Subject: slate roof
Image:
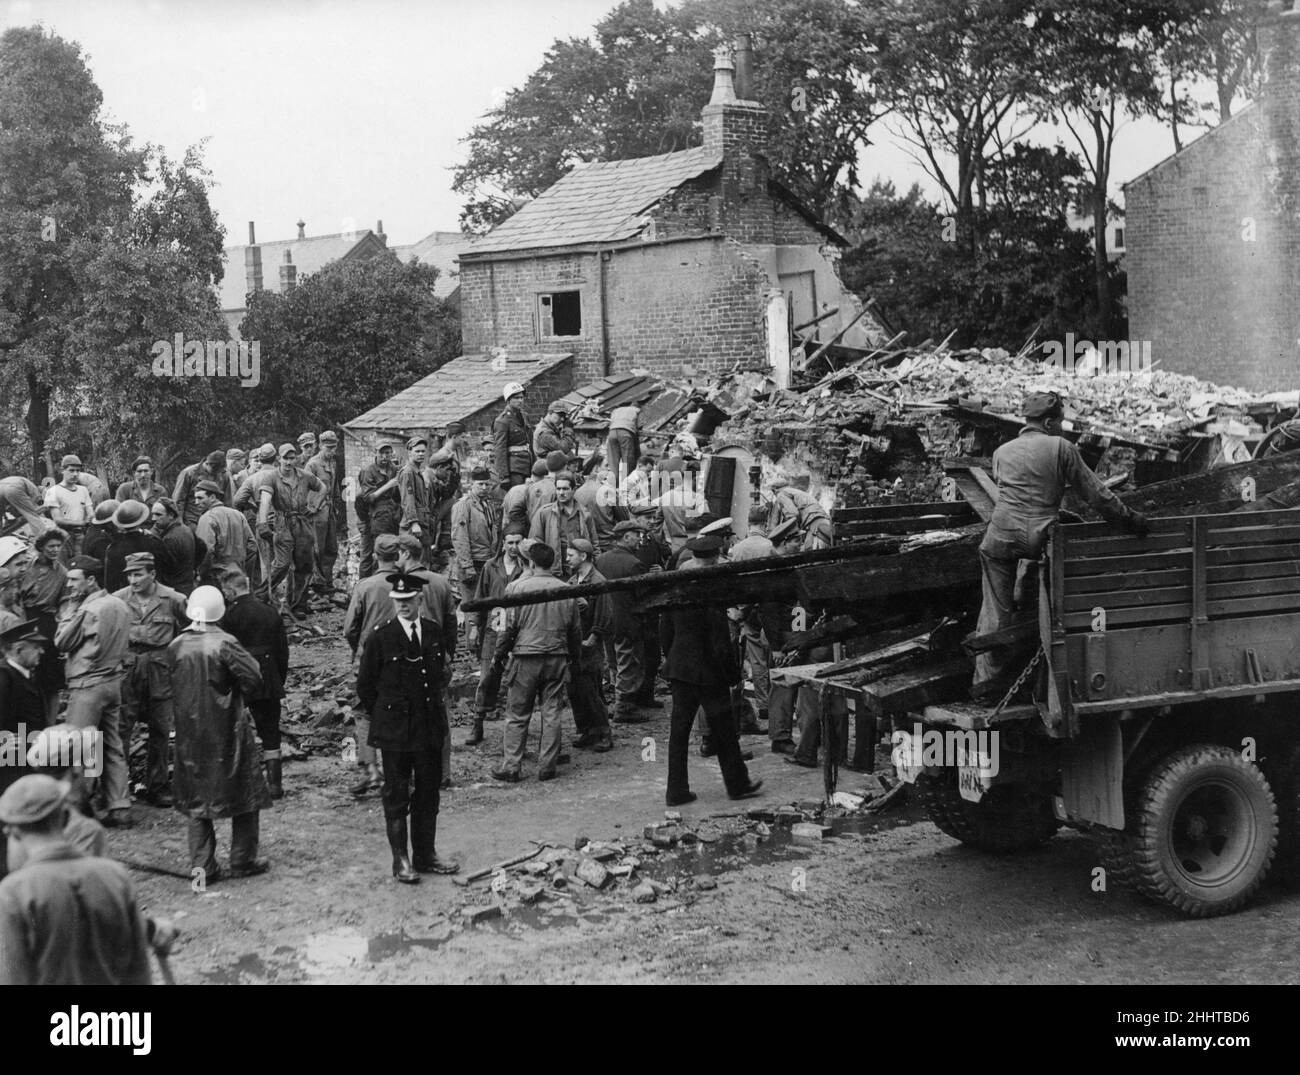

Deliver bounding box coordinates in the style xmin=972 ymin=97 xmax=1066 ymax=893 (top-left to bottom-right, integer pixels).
xmin=219 ymin=231 xmax=386 ymax=312
xmin=345 ymin=352 xmax=573 ymax=431
xmin=391 ymin=230 xmax=474 ymax=299
xmin=463 ymin=146 xmax=723 ymax=257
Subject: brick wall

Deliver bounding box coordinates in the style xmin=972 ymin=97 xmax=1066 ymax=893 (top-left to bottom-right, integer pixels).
xmin=1127 ymin=12 xmax=1300 ymax=390
xmin=702 ymin=101 xmax=774 ymax=244
xmin=603 ymin=238 xmax=769 ymax=382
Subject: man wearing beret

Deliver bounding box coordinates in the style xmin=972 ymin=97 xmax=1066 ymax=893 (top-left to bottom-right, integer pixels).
xmin=304 ymin=430 xmax=344 ymax=594
xmin=113 ymin=552 xmax=188 ymax=808
xmin=357 ymin=573 xmax=458 ymax=881
xmin=451 ymin=466 xmax=501 ymax=594
xmin=972 ymin=390 xmax=1150 ymax=702
xmin=195 ymin=480 xmax=257 ymax=585
xmin=54 ymin=556 xmax=133 ymax=827
xmin=0 ymin=775 xmax=157 ymax=983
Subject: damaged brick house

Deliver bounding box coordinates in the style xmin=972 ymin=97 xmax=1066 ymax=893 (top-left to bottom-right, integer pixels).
xmin=1125 ymin=6 xmax=1300 ymax=391
xmin=456 ymin=43 xmax=880 ymax=387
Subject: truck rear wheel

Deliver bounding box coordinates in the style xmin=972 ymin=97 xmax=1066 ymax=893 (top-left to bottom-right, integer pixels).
xmin=1263 ymin=743 xmax=1300 ymax=888
xmin=917 ymin=772 xmax=1058 ymax=853
xmin=1129 ymin=744 xmax=1276 ymax=917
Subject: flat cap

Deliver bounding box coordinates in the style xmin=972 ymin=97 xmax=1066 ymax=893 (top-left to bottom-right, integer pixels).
xmin=195 ymin=480 xmax=224 ymax=496
xmin=406 ymin=436 xmax=428 ymax=451
xmin=445 ymin=421 xmax=466 ymax=435
xmin=396 ymin=532 xmax=423 ymax=555
xmin=569 ymin=538 xmax=595 ymax=556
xmin=613 ymin=520 xmax=646 ymax=536
xmin=377 ymin=442 xmax=395 ymax=453
xmin=319 ymin=430 xmax=339 ymax=444
xmin=0 ymin=774 xmax=67 ymax=825
xmin=470 ymin=466 xmax=492 ymax=481
xmin=1024 ymin=390 xmax=1064 ymax=421
xmin=257 ymin=442 xmax=277 ymax=462
xmin=60 ymin=454 xmax=82 ymax=468
xmin=374 ymin=533 xmax=400 ymax=557
xmin=297 ymin=431 xmax=317 ymax=445
xmin=531 ymin=460 xmax=549 ymax=478
xmin=69 ymin=554 xmax=102 ymax=575
xmin=226 ymin=447 xmax=247 ymax=461
xmin=699 ymin=516 xmax=733 ymax=537
xmin=124 ymin=551 xmax=156 ymax=571
xmin=685 ymin=534 xmax=724 ymax=554
xmin=278 ymin=443 xmax=299 ymax=459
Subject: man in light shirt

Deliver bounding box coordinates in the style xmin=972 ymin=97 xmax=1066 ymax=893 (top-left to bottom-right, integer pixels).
xmin=42 ymin=456 xmax=95 ymax=562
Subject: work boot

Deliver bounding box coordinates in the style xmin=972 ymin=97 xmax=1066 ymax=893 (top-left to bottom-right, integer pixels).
xmin=490 ymin=768 xmax=520 ymax=783
xmin=464 ymin=716 xmax=485 ymax=746
xmin=265 ymin=758 xmax=284 ymax=800
xmin=351 ymin=764 xmax=381 ymax=797
xmin=386 ymin=817 xmax=420 ymax=884
xmin=228 ymin=859 xmax=271 ymax=878
xmin=590 ymin=734 xmax=613 ymax=753
xmin=700 ymin=738 xmax=716 ymax=758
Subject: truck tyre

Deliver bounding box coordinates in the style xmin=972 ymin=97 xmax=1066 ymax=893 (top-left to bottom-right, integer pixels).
xmin=917 ymin=772 xmax=1058 ymax=853
xmin=1097 ymin=830 xmax=1139 ymax=891
xmin=1130 ymin=744 xmax=1276 ymax=917
xmin=1263 ymin=743 xmax=1300 ymax=889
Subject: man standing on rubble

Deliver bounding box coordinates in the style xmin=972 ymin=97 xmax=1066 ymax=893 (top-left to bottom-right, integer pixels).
xmin=606 ymin=403 xmax=641 ymax=487
xmin=766 ymin=477 xmax=833 ymax=550
xmin=971 ymin=391 xmax=1150 ymax=702
xmin=494 ymin=384 xmax=534 ymax=490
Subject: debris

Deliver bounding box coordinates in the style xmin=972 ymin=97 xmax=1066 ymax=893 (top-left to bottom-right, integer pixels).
xmin=573 ymin=834 xmax=590 ymax=851
xmin=831 ymin=791 xmax=866 ymax=811
xmin=631 ymin=882 xmax=658 ymax=904
xmin=694 ymin=875 xmax=718 ymax=891
xmin=461 ymin=905 xmax=503 ymax=925
xmin=791 ymin=823 xmax=832 ymax=842
xmin=575 ymin=859 xmax=611 ymax=889
xmin=516 ymin=883 xmax=545 ymax=904
xmin=664 ymin=810 xmax=682 ymax=822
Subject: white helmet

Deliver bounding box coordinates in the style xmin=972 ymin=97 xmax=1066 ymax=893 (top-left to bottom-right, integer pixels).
xmin=502 ymin=382 xmax=525 ymax=401
xmin=0 ymin=535 xmax=28 ymax=568
xmin=186 ymin=585 xmax=226 ymax=624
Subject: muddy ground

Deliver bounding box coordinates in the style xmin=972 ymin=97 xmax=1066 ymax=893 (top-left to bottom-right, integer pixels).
xmin=110 ymin=609 xmax=1300 ymax=985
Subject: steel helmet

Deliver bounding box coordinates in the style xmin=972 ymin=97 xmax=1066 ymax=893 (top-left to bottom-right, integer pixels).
xmin=502 ymin=382 xmax=526 ymax=401
xmin=186 ymin=585 xmax=226 ymax=624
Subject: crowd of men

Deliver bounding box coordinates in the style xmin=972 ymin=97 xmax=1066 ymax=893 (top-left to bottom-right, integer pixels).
xmin=0 ymin=381 xmax=846 ymax=982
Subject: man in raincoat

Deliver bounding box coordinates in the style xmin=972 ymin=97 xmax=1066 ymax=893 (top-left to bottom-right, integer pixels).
xmin=167 ymin=585 xmax=271 ymax=882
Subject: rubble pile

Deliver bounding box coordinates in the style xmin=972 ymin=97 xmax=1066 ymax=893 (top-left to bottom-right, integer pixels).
xmin=714 ymin=345 xmax=1278 ymax=508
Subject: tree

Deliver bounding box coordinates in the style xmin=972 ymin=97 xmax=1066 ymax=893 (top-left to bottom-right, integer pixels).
xmin=0 ymin=26 xmax=226 ymax=477
xmin=453 ymin=0 xmax=885 ymax=231
xmin=236 ymin=255 xmax=457 ymax=443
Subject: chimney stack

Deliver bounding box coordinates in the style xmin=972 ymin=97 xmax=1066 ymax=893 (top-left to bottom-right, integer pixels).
xmin=700 ymin=40 xmax=773 ymax=244
xmin=734 ymin=33 xmax=754 ymax=102
xmin=280 ymin=250 xmax=297 ymax=292
xmin=707 ymin=45 xmax=737 ymax=106
xmin=297 ymin=219 xmax=306 ymax=240
xmin=376 ymin=219 xmax=387 ymax=245
xmin=244 ymin=221 xmax=263 ymax=296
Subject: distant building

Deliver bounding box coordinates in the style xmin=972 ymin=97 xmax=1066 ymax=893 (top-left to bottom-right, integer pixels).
xmin=391 ymin=230 xmax=471 ymax=305
xmin=1126 ymin=7 xmax=1300 ymax=389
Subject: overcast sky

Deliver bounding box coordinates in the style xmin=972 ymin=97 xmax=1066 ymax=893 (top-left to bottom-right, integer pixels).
xmin=3 ymin=0 xmax=1193 ymax=248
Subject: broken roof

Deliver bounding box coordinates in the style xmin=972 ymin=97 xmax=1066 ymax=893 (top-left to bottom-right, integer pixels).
xmin=463 ymin=146 xmax=723 ymax=257
xmin=556 ymin=372 xmax=707 ymax=435
xmin=345 ymin=352 xmax=573 ymax=431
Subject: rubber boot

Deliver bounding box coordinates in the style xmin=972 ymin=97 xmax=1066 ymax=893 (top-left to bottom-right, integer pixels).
xmin=265 ymin=755 xmax=284 ymax=799
xmin=386 ymin=817 xmax=419 ymax=884
xmin=464 ymin=714 xmax=485 ymax=746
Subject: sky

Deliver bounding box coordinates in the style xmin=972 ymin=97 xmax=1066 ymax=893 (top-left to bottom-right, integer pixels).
xmin=2 ymin=0 xmax=1200 ymax=249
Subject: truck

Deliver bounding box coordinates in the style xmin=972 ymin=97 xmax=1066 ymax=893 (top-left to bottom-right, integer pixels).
xmin=894 ymin=506 xmax=1300 ymax=917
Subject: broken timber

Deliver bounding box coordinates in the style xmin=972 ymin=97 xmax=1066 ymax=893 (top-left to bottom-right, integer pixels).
xmin=1118 ymin=452 xmax=1300 ymax=516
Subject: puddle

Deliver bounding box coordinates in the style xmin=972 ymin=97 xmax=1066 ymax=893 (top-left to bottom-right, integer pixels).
xmin=199 ymin=952 xmax=275 ymax=984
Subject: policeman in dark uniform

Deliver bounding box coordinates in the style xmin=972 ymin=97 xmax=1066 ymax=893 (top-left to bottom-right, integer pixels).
xmin=356 ymin=573 xmax=459 ymax=883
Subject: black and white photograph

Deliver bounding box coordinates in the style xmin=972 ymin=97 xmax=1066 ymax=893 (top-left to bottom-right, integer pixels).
xmin=0 ymin=0 xmax=1293 ymax=1029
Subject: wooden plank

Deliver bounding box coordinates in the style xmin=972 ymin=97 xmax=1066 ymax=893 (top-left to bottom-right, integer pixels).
xmin=943 ymin=467 xmax=996 ymax=522
xmin=1207 ymin=560 xmax=1300 ymax=584
xmin=1064 ymin=602 xmax=1192 ymax=630
xmin=1210 ymin=507 xmax=1300 ymax=530
xmin=1065 ymin=550 xmax=1189 ymax=577
xmin=1065 ymin=530 xmax=1192 ymax=557
xmin=1207 ymin=542 xmax=1300 ymax=566
xmin=832 ymin=502 xmax=971 ymax=522
xmin=1067 ymin=567 xmax=1190 ymax=593
xmin=812 ymin=636 xmax=929 ymax=678
xmin=1208 ymin=593 xmax=1300 ymax=618
xmin=1207 ymin=524 xmax=1300 ymax=547
xmin=1120 ymin=453 xmax=1300 ymax=516
xmin=1063 ymin=585 xmax=1192 ymax=613
xmin=859 ymin=657 xmax=972 ymax=717
xmin=796 ymin=532 xmax=982 ymax=602
xmin=837 ymin=516 xmax=975 ymax=536
xmin=1206 ymin=576 xmax=1300 ymax=602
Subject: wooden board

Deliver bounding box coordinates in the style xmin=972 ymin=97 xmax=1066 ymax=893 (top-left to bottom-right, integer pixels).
xmin=858 ymin=657 xmax=972 ymax=716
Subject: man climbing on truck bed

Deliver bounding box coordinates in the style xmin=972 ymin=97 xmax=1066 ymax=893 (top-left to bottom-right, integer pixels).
xmin=972 ymin=390 xmax=1150 ymax=702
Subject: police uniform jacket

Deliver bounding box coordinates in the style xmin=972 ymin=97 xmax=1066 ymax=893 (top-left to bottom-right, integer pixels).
xmin=357 ymin=616 xmax=446 ymax=753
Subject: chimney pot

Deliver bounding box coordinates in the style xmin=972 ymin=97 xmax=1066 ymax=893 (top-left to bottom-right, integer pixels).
xmin=297 ymin=219 xmax=306 ymax=240
xmin=734 ymin=34 xmax=754 ymax=101
xmin=708 ymin=45 xmax=737 ymax=106
xmin=248 ymin=221 xmax=257 ymax=245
